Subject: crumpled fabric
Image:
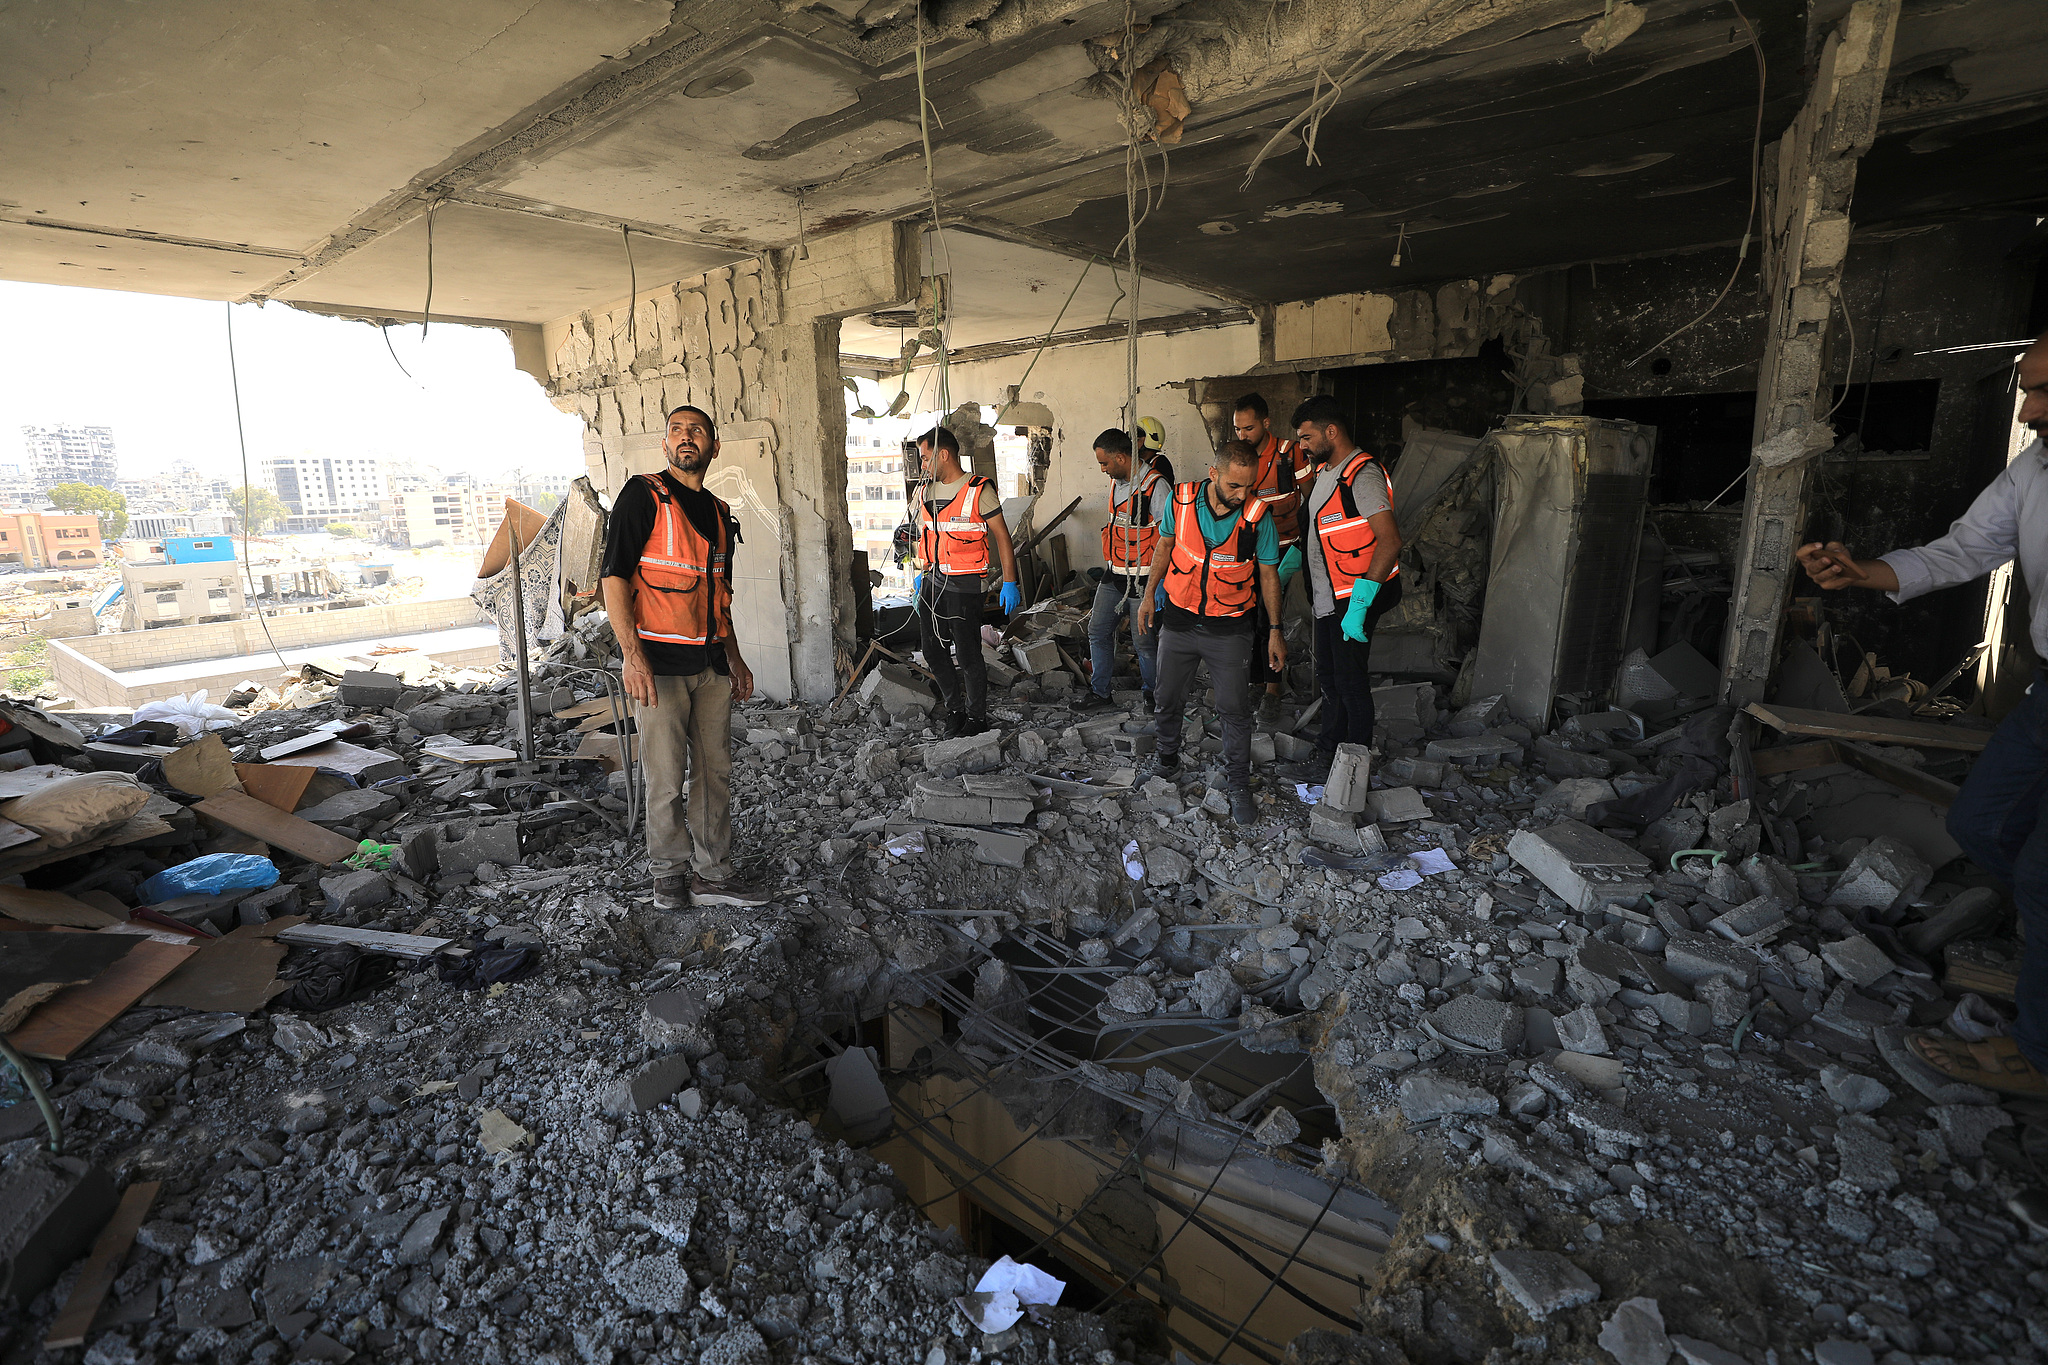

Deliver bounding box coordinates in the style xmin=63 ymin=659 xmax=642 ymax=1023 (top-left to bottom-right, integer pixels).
xmin=1584 ymin=754 xmax=1719 ymax=831
xmin=275 ymin=945 xmax=397 ymax=1013
xmin=437 ymin=939 xmax=539 ymax=991
xmin=472 ymin=496 xmax=568 ymax=664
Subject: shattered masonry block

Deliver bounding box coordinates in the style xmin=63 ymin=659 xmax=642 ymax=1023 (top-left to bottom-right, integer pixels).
xmin=909 ymin=774 xmax=1034 ymax=826
xmin=1825 ymin=835 xmax=1933 ymax=913
xmin=1249 ymin=732 xmax=1275 ymax=764
xmin=1308 ymin=810 xmax=1387 ymax=857
xmin=1011 ymin=639 xmax=1062 ymax=675
xmin=319 ymin=870 xmax=392 ymax=914
xmin=339 ymin=669 xmax=404 ymax=708
xmin=1426 ymin=735 xmax=1522 ymax=767
xmin=1397 ymin=1074 xmax=1499 ymax=1123
xmin=921 ymin=729 xmax=1004 ymax=774
xmin=431 ymin=816 xmax=521 ymax=873
xmin=1708 ymin=894 xmax=1788 ymax=944
xmin=1455 ymin=694 xmax=1506 ymax=727
xmin=642 ymin=992 xmax=710 ymax=1054
xmin=0 ymin=1154 xmax=117 ymax=1307
xmin=1489 ymin=1248 xmax=1600 ymax=1321
xmin=1109 ymin=732 xmax=1156 ymax=757
xmin=1272 ymin=731 xmax=1315 ymax=761
xmin=1556 ymin=1004 xmax=1610 ymax=1056
xmin=1322 ymin=742 xmax=1373 ymax=813
xmin=857 ymin=662 xmax=934 ymax=713
xmin=1384 ymin=756 xmax=1448 ymax=786
xmin=1820 ymin=934 xmax=1897 ymax=988
xmin=1369 ymin=786 xmax=1432 ymax=824
xmin=604 ymin=1054 xmax=693 ymax=1116
xmin=1661 ymin=930 xmax=1761 ymax=990
xmin=1372 ymin=682 xmax=1435 ymax=727
xmin=1428 ymin=995 xmax=1524 ymax=1052
xmin=1506 ymin=820 xmax=1652 ymax=913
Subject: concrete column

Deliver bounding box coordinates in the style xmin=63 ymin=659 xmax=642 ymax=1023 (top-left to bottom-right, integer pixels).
xmin=1720 ymin=0 xmax=1898 ymax=705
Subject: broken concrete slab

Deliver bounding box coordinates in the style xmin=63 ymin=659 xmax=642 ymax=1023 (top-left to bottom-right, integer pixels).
xmin=1369 ymin=786 xmax=1432 ymax=824
xmin=857 ymin=662 xmax=933 ymax=714
xmin=1819 ymin=934 xmax=1895 ymax=988
xmin=429 ymin=816 xmax=520 ymax=873
xmin=908 ymin=774 xmax=1033 ymax=825
xmin=920 ymin=730 xmax=1004 ymax=774
xmin=0 ymin=1154 xmax=116 ymax=1306
xmin=1397 ymin=1074 xmax=1499 ymax=1122
xmin=1489 ymin=1248 xmax=1600 ymax=1320
xmin=1425 ymin=734 xmax=1524 ymax=767
xmin=1824 ymin=835 xmax=1932 ymax=913
xmin=604 ymin=1055 xmax=693 ymax=1116
xmin=1507 ymin=820 xmax=1653 ymax=912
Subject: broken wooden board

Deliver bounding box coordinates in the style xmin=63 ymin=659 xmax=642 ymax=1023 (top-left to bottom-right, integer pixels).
xmin=576 ymin=708 xmax=639 ymax=734
xmin=194 ymin=790 xmax=359 ymax=864
xmin=0 ymin=885 xmax=123 ymax=929
xmin=1743 ymin=702 xmax=1989 ymax=753
xmin=233 ymin=762 xmax=316 ymax=813
xmin=420 ymin=736 xmax=519 ymax=765
xmin=273 ymin=922 xmax=455 ymax=960
xmin=572 ymin=731 xmax=638 ymax=770
xmin=43 ymin=1180 xmax=160 ymax=1350
xmin=0 ymin=934 xmax=140 ymax=1031
xmin=7 ymin=939 xmax=196 ymax=1059
xmin=553 ymin=696 xmax=622 ymax=722
xmin=141 ymin=918 xmax=302 ymax=1012
xmin=1749 ymin=737 xmax=1962 ymax=807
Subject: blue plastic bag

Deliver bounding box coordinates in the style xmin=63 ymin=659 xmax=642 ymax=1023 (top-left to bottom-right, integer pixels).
xmin=140 ymin=853 xmax=280 ymax=903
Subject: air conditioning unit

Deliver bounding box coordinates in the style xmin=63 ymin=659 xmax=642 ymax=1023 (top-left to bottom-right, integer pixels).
xmin=1468 ymin=415 xmax=1657 ymax=727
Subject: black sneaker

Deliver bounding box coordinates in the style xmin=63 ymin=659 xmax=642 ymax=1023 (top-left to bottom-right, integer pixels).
xmin=1141 ymin=688 xmax=1155 ymax=711
xmin=652 ymin=874 xmax=689 ymax=912
xmin=942 ymin=711 xmax=970 ymax=738
xmin=1144 ymin=753 xmax=1181 ymax=783
xmin=1071 ymin=690 xmax=1115 ymax=712
xmin=690 ymin=875 xmax=773 ymax=907
xmin=1229 ymin=787 xmax=1257 ymax=825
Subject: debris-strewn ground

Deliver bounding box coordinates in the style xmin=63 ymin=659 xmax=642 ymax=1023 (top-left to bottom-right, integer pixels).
xmin=3 ymin=640 xmax=2046 ymax=1365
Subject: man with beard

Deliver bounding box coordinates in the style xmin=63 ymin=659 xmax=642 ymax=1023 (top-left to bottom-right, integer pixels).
xmin=602 ymin=404 xmax=772 ymax=912
xmin=1278 ymin=394 xmax=1403 ymax=784
xmin=911 ymin=426 xmax=1022 ymax=738
xmin=1795 ymin=332 xmax=2048 ymax=1106
xmin=1134 ymin=439 xmax=1285 ymax=825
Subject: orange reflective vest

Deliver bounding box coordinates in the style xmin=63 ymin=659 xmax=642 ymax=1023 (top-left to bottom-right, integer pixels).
xmin=1252 ymin=434 xmax=1312 ymax=544
xmin=1102 ymin=467 xmax=1166 ymax=574
xmin=1312 ymin=451 xmax=1399 ymax=601
xmin=917 ymin=476 xmax=993 ymax=577
xmin=1162 ymin=481 xmax=1270 ymax=619
xmin=631 ymin=473 xmax=735 ymax=646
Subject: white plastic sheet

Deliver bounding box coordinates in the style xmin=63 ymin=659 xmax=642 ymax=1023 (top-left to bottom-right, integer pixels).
xmin=132 ymin=689 xmax=239 ymax=738
xmin=964 ymin=1256 xmax=1066 ymax=1333
xmin=1122 ymin=839 xmax=1144 ymax=880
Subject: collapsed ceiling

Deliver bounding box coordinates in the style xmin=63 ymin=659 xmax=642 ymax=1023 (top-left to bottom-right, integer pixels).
xmin=3 ymin=0 xmax=2044 ymax=338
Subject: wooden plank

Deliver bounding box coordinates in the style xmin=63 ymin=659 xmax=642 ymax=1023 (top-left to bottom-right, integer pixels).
xmin=43 ymin=1180 xmax=160 ymax=1349
xmin=0 ymin=934 xmax=140 ymax=1031
xmin=553 ymin=696 xmax=619 ymax=722
xmin=234 ymin=762 xmax=316 ymax=813
xmin=193 ymin=790 xmax=359 ymax=864
xmin=273 ymin=923 xmax=455 ymax=960
xmin=7 ymin=939 xmax=197 ymax=1060
xmin=1837 ymin=741 xmax=1962 ymax=809
xmin=1750 ymin=739 xmax=1842 ymax=777
xmin=576 ymin=708 xmax=638 ymax=733
xmin=0 ymin=885 xmax=122 ymax=928
xmin=140 ymin=918 xmax=301 ymax=1012
xmin=1743 ymin=702 xmax=1988 ymax=752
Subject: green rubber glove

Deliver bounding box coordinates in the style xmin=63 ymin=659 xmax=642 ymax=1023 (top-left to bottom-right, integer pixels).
xmin=1277 ymin=545 xmax=1304 ymax=587
xmin=1341 ymin=578 xmax=1380 ymax=643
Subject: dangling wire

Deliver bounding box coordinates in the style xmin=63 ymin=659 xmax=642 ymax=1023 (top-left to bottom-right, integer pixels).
xmin=420 ymin=200 xmax=438 ymax=339
xmin=224 ymin=303 xmax=292 ymax=674
xmin=614 ymin=226 xmax=639 ymax=355
xmin=795 ymin=187 xmax=810 ymax=261
xmin=1121 ymin=0 xmax=1141 ymax=452
xmin=913 ymin=6 xmax=954 ymax=415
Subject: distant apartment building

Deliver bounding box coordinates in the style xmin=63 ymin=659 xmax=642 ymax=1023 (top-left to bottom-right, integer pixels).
xmin=0 ymin=511 xmax=106 ymax=568
xmin=21 ymin=424 xmax=118 ymax=491
xmin=128 ymin=509 xmax=239 ymax=541
xmin=265 ymin=455 xmax=388 ymax=530
xmin=845 ymin=413 xmax=916 ymax=586
xmin=513 ymin=471 xmax=574 ymax=505
xmin=383 ymin=487 xmax=512 ymax=547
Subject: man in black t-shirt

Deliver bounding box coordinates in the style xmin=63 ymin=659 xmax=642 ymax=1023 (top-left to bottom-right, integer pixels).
xmin=601 ymin=404 xmax=773 ymax=912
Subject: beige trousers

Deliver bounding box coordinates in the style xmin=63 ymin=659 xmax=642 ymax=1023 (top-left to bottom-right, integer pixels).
xmin=640 ymin=668 xmax=734 ymax=881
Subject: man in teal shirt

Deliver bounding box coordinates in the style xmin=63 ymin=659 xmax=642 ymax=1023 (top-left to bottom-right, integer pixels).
xmin=1135 ymin=440 xmax=1286 ymax=824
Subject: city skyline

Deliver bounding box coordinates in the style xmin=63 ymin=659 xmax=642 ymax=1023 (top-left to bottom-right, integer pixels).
xmin=0 ymin=281 xmax=587 ymax=486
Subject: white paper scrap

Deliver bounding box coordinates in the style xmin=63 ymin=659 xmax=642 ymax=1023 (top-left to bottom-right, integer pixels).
xmin=1410 ymin=847 xmax=1457 ymax=875
xmin=885 ymin=832 xmax=925 ymax=857
xmin=1295 ymin=783 xmax=1325 ymax=805
xmin=1376 ymin=868 xmax=1423 ymax=892
xmin=965 ymin=1256 xmax=1066 ymax=1332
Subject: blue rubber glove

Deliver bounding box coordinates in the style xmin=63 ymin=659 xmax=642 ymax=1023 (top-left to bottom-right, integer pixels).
xmin=999 ymin=580 xmax=1022 ymax=614
xmin=1341 ymin=578 xmax=1381 ymax=643
xmin=913 ymin=573 xmax=924 ymax=600
xmin=1277 ymin=545 xmax=1304 ymax=586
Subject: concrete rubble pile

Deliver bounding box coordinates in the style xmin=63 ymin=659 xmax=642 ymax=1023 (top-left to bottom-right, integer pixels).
xmin=2 ymin=629 xmax=2044 ymax=1365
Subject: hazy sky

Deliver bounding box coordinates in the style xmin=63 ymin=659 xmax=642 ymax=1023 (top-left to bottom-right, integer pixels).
xmin=0 ymin=282 xmax=587 ymax=486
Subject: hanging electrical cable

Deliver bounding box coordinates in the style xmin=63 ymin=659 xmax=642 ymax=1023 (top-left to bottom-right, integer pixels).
xmin=224 ymin=302 xmax=293 ymax=674
xmin=1121 ymin=0 xmax=1142 ymax=451
xmin=912 ymin=6 xmax=956 ymax=415
xmin=420 ymin=199 xmax=438 ymax=339
xmin=1623 ymin=0 xmax=1768 ymax=366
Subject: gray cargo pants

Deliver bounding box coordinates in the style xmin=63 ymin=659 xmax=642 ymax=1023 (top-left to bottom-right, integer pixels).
xmin=640 ymin=668 xmax=735 ymax=882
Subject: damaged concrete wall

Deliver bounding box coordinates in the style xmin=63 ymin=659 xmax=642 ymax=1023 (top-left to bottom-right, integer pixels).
xmin=542 ymin=222 xmax=919 ymax=701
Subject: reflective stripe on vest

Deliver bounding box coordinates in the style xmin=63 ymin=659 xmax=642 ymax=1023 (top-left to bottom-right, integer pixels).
xmin=1101 ymin=467 xmax=1164 ymax=573
xmin=632 ymin=473 xmax=734 ymax=645
xmin=1163 ymin=480 xmax=1268 ymax=619
xmin=918 ymin=476 xmax=992 ymax=576
xmin=1253 ymin=435 xmax=1310 ymax=543
xmin=1313 ymin=451 xmax=1399 ymax=601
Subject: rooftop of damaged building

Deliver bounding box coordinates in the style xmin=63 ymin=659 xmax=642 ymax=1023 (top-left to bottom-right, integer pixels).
xmin=0 ymin=596 xmax=2042 ymax=1365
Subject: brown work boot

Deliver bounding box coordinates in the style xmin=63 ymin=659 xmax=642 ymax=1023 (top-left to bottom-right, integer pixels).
xmin=651 ymin=874 xmax=689 ymax=912
xmin=1907 ymin=1031 xmax=2048 ymax=1098
xmin=690 ymin=874 xmax=772 ymax=908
